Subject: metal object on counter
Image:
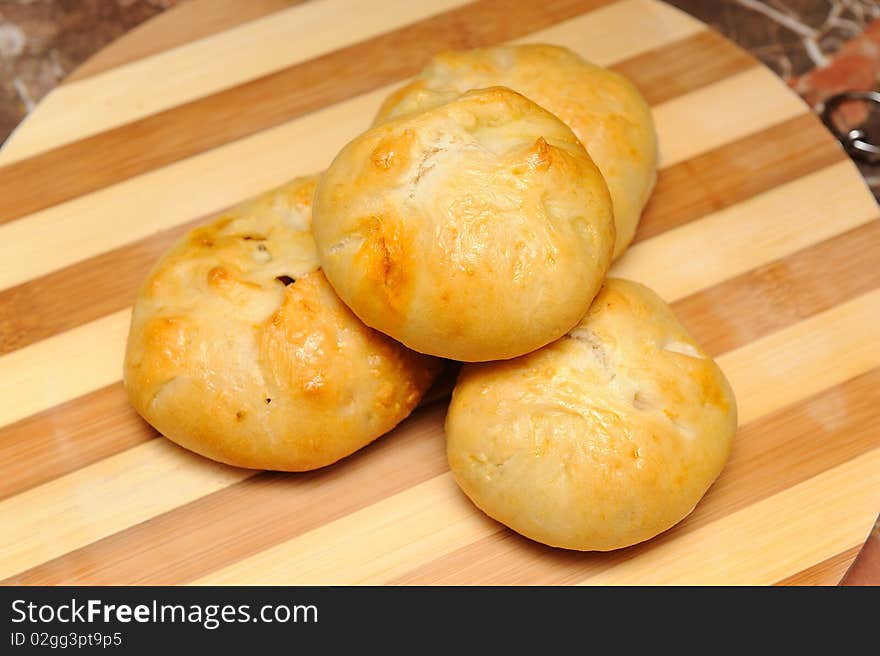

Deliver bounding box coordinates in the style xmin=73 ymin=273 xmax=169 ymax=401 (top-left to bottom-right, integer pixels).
xmin=820 ymin=90 xmax=880 ymax=164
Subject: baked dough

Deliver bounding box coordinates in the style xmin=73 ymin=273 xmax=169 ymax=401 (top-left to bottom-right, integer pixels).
xmin=374 ymin=44 xmax=658 ymax=259
xmin=446 ymin=278 xmax=737 ymax=551
xmin=313 ymin=86 xmax=615 ymax=362
xmin=124 ymin=175 xmax=442 ymax=471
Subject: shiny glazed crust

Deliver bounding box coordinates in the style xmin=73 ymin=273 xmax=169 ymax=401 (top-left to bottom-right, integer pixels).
xmin=123 ymin=176 xmax=442 ymax=471
xmin=446 ymin=278 xmax=737 ymax=551
xmin=313 ymin=87 xmax=615 ymax=362
xmin=375 ymin=44 xmax=658 ymax=259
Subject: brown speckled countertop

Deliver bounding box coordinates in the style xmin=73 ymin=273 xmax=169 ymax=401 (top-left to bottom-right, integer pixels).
xmin=0 ymin=1 xmax=182 ymax=139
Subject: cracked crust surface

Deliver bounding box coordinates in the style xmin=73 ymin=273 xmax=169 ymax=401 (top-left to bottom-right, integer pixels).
xmin=123 ymin=175 xmax=442 ymax=471
xmin=446 ymin=278 xmax=737 ymax=551
xmin=374 ymin=44 xmax=658 ymax=259
xmin=313 ymin=87 xmax=615 ymax=362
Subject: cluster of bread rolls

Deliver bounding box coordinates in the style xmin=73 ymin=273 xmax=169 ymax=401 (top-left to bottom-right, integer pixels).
xmin=124 ymin=45 xmax=737 ymax=552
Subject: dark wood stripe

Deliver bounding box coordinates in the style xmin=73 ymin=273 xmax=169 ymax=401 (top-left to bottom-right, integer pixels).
xmin=66 ymin=0 xmax=303 ymax=83
xmin=674 ymin=219 xmax=880 ymax=356
xmin=635 ymin=112 xmax=845 ymax=242
xmin=0 ymin=222 xmax=191 ymax=355
xmin=0 ymin=384 xmax=155 ymax=502
xmin=775 ymin=546 xmax=860 ymax=586
xmin=0 ymin=113 xmax=837 ymax=358
xmin=0 ymin=0 xmax=617 ymax=225
xmin=614 ymin=29 xmax=755 ymax=106
xmin=390 ymin=368 xmax=880 ymax=584
xmin=4 ymin=402 xmax=448 ymax=585
xmin=0 ymin=359 xmax=455 ymax=504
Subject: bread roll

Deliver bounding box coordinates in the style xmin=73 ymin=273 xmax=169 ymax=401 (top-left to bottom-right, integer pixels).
xmin=446 ymin=278 xmax=737 ymax=551
xmin=375 ymin=44 xmax=658 ymax=259
xmin=313 ymin=87 xmax=615 ymax=362
xmin=124 ymin=175 xmax=442 ymax=471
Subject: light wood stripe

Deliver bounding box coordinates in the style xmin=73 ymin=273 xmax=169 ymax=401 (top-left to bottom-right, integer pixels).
xmin=0 ymin=10 xmax=711 ymax=294
xmin=0 ymin=224 xmax=187 ymax=356
xmin=511 ymin=0 xmax=702 ymax=64
xmin=0 ymin=0 xmax=630 ymax=222
xmin=198 ymin=473 xmax=498 ymax=585
xmin=586 ymin=29 xmax=756 ymax=108
xmin=0 ymin=161 xmax=872 ymax=433
xmin=0 ymin=384 xmax=155 ymax=502
xmin=653 ymin=67 xmax=807 ymax=167
xmin=0 ymin=107 xmax=350 ymax=292
xmin=775 ymin=546 xmax=860 ymax=586
xmin=65 ymin=1 xmax=306 ymax=83
xmin=0 ymin=310 xmax=130 ymax=429
xmin=0 ymin=32 xmax=764 ymax=358
xmin=4 ymin=289 xmax=872 ymax=584
xmin=637 ymin=112 xmax=844 ymax=242
xmin=675 ymin=221 xmax=880 ymax=356
xmin=0 ymin=0 xmax=475 ymax=164
xmin=0 ymin=361 xmax=454 ymax=510
xmin=0 ymin=439 xmax=251 ymax=581
xmin=611 ymin=162 xmax=878 ymax=302
xmin=578 ymin=451 xmax=879 ymax=585
xmin=391 ymin=367 xmax=880 ymax=585
xmin=721 ymin=290 xmax=880 ymax=425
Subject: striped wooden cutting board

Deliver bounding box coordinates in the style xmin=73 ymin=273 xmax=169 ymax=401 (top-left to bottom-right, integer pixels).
xmin=0 ymin=0 xmax=877 ymax=586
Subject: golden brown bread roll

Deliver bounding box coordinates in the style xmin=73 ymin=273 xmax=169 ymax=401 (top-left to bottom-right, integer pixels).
xmin=374 ymin=44 xmax=658 ymax=259
xmin=312 ymin=87 xmax=615 ymax=362
xmin=123 ymin=176 xmax=442 ymax=472
xmin=446 ymin=278 xmax=737 ymax=551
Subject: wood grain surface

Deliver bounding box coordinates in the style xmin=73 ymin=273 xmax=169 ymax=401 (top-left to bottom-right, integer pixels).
xmin=0 ymin=0 xmax=877 ymax=586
